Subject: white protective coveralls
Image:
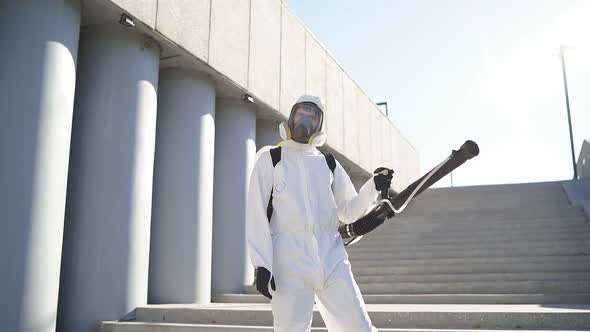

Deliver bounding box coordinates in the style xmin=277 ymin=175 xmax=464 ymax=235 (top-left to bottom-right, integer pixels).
xmin=246 ymin=99 xmax=379 ymax=331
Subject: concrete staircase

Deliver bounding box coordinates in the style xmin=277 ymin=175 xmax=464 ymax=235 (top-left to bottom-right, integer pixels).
xmin=100 ymin=181 xmax=590 ymax=331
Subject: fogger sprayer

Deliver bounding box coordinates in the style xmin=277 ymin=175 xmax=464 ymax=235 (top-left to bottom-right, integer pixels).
xmin=339 ymin=140 xmax=480 ymax=246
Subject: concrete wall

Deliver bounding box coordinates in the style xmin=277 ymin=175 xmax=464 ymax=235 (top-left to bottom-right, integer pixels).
xmin=577 ymin=139 xmax=590 ymax=180
xmin=105 ymin=0 xmax=419 ymax=190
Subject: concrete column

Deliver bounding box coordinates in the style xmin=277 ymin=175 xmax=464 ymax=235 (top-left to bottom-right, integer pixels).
xmin=148 ymin=69 xmax=216 ymax=304
xmin=58 ymin=26 xmax=160 ymax=332
xmin=212 ymin=99 xmax=257 ymax=294
xmin=0 ymin=1 xmax=80 ymax=331
xmin=256 ymin=119 xmax=282 ymax=148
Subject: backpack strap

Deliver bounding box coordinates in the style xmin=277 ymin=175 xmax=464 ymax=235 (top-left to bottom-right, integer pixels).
xmin=321 ymin=151 xmax=336 ymax=173
xmin=267 ymin=147 xmax=282 ymax=222
xmin=270 ymin=146 xmax=282 ymax=167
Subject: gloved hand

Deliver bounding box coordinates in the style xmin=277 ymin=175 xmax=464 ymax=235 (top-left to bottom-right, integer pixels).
xmin=255 ymin=266 xmax=276 ymax=299
xmin=373 ymin=167 xmax=394 ymax=192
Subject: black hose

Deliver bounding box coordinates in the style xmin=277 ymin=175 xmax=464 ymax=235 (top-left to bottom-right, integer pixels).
xmin=340 ymin=205 xmax=392 ymax=239
xmin=339 ymin=140 xmax=479 ymax=241
xmin=388 ymin=140 xmax=479 ymax=211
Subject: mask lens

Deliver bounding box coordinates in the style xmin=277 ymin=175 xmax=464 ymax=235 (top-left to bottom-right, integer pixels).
xmin=290 ymin=103 xmax=322 ymax=134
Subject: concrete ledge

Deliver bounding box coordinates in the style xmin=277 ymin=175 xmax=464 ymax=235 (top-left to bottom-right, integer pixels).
xmin=357 ymin=91 xmax=373 ymax=171
xmin=131 ymin=303 xmax=590 ymax=330
xmin=389 ymin=124 xmax=405 ymax=192
xmin=213 ymin=292 xmax=590 ymax=305
xmin=341 ymin=73 xmax=360 ymax=164
xmin=101 ymin=322 xmax=275 ymax=332
xmin=304 ymin=33 xmax=326 ymax=107
xmin=208 ymin=0 xmax=250 ymax=87
xmin=101 ymin=321 xmax=590 ymax=332
xmin=155 ymin=0 xmax=210 ymax=61
xmin=324 ymin=57 xmax=344 ymax=151
xmin=279 ymin=8 xmax=305 ymax=117
xmin=103 ymin=0 xmax=420 ymax=180
xmin=371 ymin=110 xmax=386 ymax=172
xmin=248 ymin=0 xmax=281 ymax=110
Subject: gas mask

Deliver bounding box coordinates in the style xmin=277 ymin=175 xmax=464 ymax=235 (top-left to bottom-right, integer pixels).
xmin=287 ymin=102 xmax=323 ymax=144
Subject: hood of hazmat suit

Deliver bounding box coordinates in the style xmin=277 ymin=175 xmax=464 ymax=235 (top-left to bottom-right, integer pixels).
xmin=246 ymin=95 xmax=379 ymax=331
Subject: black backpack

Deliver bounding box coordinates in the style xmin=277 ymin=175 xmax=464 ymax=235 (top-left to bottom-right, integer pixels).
xmin=266 ymin=146 xmax=336 ymax=222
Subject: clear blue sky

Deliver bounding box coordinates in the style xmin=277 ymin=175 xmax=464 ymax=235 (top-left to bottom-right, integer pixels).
xmin=287 ymin=0 xmax=590 ymax=187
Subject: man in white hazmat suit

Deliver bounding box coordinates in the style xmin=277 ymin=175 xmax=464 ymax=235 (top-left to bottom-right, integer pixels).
xmin=246 ymin=95 xmax=393 ymax=331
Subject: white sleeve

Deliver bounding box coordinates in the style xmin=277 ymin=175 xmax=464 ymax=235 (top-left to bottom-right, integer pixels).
xmin=246 ymin=151 xmax=274 ymax=272
xmin=332 ymin=160 xmax=379 ymax=224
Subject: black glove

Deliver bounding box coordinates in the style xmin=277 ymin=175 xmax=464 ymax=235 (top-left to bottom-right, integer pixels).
xmin=255 ymin=267 xmax=276 ymax=299
xmin=373 ymin=167 xmax=394 ymax=192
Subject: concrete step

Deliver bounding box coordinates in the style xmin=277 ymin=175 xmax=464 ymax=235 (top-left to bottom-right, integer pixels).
xmin=414 ymin=187 xmax=568 ymax=200
xmin=346 ymin=239 xmax=590 ymax=255
xmin=347 ymin=243 xmax=590 ymax=261
xmin=349 ymin=247 xmax=590 ymax=262
xmin=377 ymin=220 xmax=589 ymax=235
xmin=214 ymin=293 xmax=590 ymax=305
xmin=350 ymin=254 xmax=590 ymax=269
xmin=354 ymin=271 xmax=590 ymax=284
xmin=374 ymin=224 xmax=590 ymax=239
xmin=379 ymin=219 xmax=590 ymax=235
xmin=407 ymin=200 xmax=572 ymax=215
xmin=377 ymin=217 xmax=590 ymax=234
xmin=350 ymin=231 xmax=590 ymax=248
xmin=357 ymin=280 xmax=590 ymax=294
xmin=101 ymin=322 xmax=272 ymax=332
xmin=362 ymin=227 xmax=590 ymax=243
xmin=385 ymin=213 xmax=588 ymax=229
xmin=415 ymin=181 xmax=565 ymax=196
xmin=409 ymin=186 xmax=569 ymax=202
xmin=373 ymin=219 xmax=590 ymax=236
xmin=350 ymin=256 xmax=590 ymax=276
xmin=396 ymin=206 xmax=586 ymax=221
xmin=243 ymin=278 xmax=590 ymax=294
xmin=100 ymin=321 xmax=590 ymax=332
xmin=129 ymin=303 xmax=590 ymax=330
xmin=410 ymin=195 xmax=570 ymax=208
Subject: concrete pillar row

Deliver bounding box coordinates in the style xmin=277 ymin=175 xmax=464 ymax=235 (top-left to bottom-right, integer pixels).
xmin=149 ymin=69 xmax=216 ymax=305
xmin=256 ymin=119 xmax=283 ymax=149
xmin=212 ymin=98 xmax=257 ymax=295
xmin=0 ymin=1 xmax=81 ymax=331
xmin=58 ymin=26 xmax=160 ymax=332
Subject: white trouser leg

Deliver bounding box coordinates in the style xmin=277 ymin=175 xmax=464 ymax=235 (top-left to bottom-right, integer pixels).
xmin=315 ymin=260 xmax=377 ymax=332
xmin=271 ymin=278 xmax=315 ymax=332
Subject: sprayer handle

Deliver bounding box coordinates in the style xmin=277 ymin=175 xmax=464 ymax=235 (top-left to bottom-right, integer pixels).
xmin=373 ymin=168 xmax=393 ymax=200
